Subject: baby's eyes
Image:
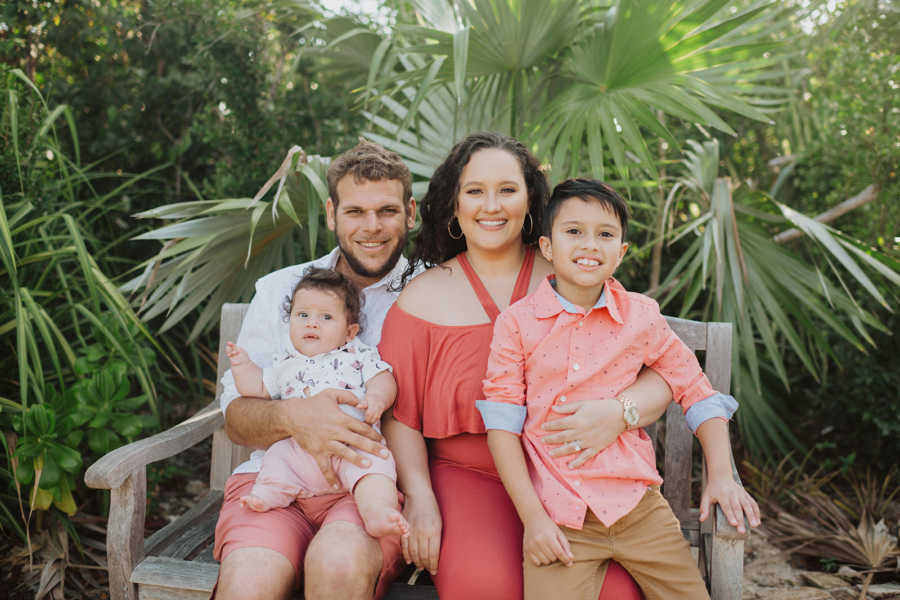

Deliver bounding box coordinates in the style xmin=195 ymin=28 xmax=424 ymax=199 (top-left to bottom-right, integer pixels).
xmin=322 ymin=314 xmax=333 ymax=320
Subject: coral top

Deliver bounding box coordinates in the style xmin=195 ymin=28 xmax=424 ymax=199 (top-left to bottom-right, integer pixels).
xmin=379 ymin=248 xmax=536 ymax=439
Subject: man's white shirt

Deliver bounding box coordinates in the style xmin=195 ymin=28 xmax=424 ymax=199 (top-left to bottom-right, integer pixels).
xmin=220 ymin=246 xmax=413 ymax=474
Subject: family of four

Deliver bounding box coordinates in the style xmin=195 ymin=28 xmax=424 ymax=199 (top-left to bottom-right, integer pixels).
xmin=212 ymin=133 xmax=761 ymax=600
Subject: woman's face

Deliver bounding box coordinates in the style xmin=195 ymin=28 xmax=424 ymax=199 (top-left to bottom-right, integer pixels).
xmin=454 ymin=148 xmax=529 ymax=254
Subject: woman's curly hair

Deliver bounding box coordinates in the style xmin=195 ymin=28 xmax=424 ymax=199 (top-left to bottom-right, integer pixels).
xmin=401 ymin=132 xmax=548 ymax=286
xmin=282 ymin=267 xmax=364 ymax=332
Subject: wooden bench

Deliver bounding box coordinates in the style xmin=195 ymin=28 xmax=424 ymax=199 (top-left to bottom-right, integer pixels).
xmin=85 ymin=303 xmax=747 ymax=600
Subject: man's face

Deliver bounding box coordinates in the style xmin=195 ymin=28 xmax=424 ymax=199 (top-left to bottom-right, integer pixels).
xmin=326 ymin=176 xmax=416 ymax=288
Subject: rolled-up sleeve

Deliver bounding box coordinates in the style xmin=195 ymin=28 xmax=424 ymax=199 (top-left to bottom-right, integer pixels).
xmin=642 ymin=301 xmax=717 ymax=413
xmin=481 ymin=311 xmax=528 ymax=433
xmin=684 ymin=392 xmax=738 ymax=432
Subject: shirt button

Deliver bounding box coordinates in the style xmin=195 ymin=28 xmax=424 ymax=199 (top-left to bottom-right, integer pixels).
xmin=577 ymin=321 xmax=583 ymax=327
xmin=559 ymin=395 xmax=567 ymax=403
xmin=573 ymin=363 xmax=580 ymax=371
xmin=573 ymin=480 xmax=581 ymax=487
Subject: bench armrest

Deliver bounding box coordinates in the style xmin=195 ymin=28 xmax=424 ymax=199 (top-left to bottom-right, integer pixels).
xmin=85 ymin=401 xmax=224 ymax=490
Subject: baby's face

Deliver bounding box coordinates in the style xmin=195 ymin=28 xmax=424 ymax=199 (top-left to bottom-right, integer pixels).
xmin=288 ymin=288 xmax=358 ymax=356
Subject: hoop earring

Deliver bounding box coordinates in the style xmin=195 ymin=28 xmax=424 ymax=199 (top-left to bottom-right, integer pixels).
xmin=522 ymin=213 xmax=534 ymax=235
xmin=447 ymin=216 xmax=464 ymax=240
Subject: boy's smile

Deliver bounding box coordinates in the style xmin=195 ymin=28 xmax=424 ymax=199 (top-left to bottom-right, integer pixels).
xmin=539 ymin=197 xmax=628 ymax=310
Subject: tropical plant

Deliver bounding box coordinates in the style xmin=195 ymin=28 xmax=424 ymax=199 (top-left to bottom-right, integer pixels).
xmin=654 ymin=139 xmax=897 ymax=453
xmin=121 ymin=0 xmax=899 ymax=459
xmin=1 ymin=67 xmax=162 ymax=543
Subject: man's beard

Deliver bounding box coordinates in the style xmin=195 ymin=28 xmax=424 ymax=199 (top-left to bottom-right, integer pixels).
xmin=337 ymin=233 xmax=407 ymax=281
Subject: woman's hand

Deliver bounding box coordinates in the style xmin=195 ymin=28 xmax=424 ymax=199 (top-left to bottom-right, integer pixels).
xmin=401 ymin=491 xmax=442 ymax=575
xmin=539 ymin=399 xmax=624 ymax=468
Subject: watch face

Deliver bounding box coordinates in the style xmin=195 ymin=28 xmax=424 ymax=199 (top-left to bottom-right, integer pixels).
xmin=624 ymin=405 xmax=640 ymax=426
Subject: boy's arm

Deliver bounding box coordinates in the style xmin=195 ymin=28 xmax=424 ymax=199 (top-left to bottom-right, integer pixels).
xmin=362 ymin=370 xmax=396 ymax=424
xmin=695 ymin=418 xmax=761 ymax=533
xmin=487 ymin=430 xmax=574 ymax=567
xmin=480 ymin=310 xmax=573 ymax=567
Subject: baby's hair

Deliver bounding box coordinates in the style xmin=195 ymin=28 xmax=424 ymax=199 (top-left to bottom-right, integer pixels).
xmin=282 ymin=267 xmax=364 ymax=330
xmin=544 ymin=178 xmax=629 ymax=241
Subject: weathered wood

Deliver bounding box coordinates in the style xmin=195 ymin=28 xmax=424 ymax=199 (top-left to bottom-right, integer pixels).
xmin=665 ymin=316 xmax=709 ymax=350
xmin=210 ymin=303 xmax=250 ymax=490
xmin=144 ymin=491 xmax=223 ymax=559
xmin=92 ymin=303 xmax=746 ymax=600
xmin=709 ymin=535 xmax=744 ymax=600
xmin=704 ymin=322 xmax=733 ymax=393
xmin=108 ymin=470 xmax=147 ymax=600
xmin=85 ymin=404 xmax=223 ymax=490
xmin=131 ymin=556 xmax=218 ymax=599
xmin=662 ymin=403 xmax=694 ymax=523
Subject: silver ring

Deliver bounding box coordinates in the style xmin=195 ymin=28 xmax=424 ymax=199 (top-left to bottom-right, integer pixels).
xmin=572 ymin=439 xmax=583 ymax=452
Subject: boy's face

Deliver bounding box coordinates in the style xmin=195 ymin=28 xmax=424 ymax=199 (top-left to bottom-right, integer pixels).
xmin=539 ymin=196 xmax=628 ymax=305
xmin=288 ymin=288 xmax=359 ymax=357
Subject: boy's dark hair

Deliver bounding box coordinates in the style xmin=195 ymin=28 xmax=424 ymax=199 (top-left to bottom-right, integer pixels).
xmin=282 ymin=268 xmax=364 ymax=330
xmin=544 ymin=178 xmax=629 ymax=241
xmin=402 ymin=131 xmax=548 ymax=286
xmin=326 ymin=139 xmax=412 ymax=209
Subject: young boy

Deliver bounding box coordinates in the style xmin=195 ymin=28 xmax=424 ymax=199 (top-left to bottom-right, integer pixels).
xmin=477 ymin=179 xmax=760 ymax=599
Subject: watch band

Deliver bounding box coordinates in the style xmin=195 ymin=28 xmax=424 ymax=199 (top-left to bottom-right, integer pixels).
xmin=617 ymin=392 xmax=640 ymax=430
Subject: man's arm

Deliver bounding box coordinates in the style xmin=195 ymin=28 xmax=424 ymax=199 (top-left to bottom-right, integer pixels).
xmin=225 ymin=390 xmax=388 ymax=488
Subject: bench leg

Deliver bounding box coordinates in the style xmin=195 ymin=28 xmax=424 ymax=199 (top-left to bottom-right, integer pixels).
xmin=107 ymin=470 xmax=146 ymax=600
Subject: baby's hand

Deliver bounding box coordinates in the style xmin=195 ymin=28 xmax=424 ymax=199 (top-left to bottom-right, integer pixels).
xmin=363 ymin=392 xmax=391 ymax=425
xmin=523 ymin=511 xmax=574 ymax=567
xmin=700 ymin=476 xmax=761 ymax=534
xmin=225 ymin=342 xmax=250 ymax=366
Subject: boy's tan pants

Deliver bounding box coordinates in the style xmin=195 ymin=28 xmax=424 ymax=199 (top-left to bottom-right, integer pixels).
xmin=523 ymin=486 xmax=710 ymax=600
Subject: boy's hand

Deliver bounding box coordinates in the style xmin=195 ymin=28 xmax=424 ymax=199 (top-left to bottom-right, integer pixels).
xmin=700 ymin=476 xmax=761 ymax=534
xmin=225 ymin=342 xmax=249 ymax=366
xmin=523 ymin=511 xmax=574 ymax=567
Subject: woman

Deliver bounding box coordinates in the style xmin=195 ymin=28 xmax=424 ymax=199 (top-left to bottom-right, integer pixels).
xmin=380 ymin=133 xmax=668 ymax=599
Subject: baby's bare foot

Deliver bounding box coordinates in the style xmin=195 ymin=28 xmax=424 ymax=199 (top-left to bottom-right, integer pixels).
xmin=362 ymin=505 xmax=410 ymax=539
xmin=240 ymin=494 xmax=271 ymax=512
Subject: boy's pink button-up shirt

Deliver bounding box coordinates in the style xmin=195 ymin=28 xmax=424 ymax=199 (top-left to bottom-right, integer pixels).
xmin=481 ymin=276 xmax=717 ymax=528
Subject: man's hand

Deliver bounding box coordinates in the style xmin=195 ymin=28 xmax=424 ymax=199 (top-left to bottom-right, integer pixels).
xmin=699 ymin=476 xmax=761 ymax=534
xmin=522 ymin=509 xmax=574 ymax=567
xmin=279 ymin=388 xmax=388 ymax=489
xmin=539 ymin=399 xmax=624 ymax=468
xmin=400 ymin=491 xmax=442 ymax=575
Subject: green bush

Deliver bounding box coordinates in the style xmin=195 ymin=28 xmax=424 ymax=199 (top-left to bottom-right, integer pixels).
xmin=1 ymin=67 xmax=161 ymax=540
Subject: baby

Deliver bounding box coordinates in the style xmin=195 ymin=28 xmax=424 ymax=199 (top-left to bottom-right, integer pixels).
xmin=225 ymin=267 xmax=409 ymax=539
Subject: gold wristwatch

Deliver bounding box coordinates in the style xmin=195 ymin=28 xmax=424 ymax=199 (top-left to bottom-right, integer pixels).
xmin=617 ymin=393 xmax=640 ymax=430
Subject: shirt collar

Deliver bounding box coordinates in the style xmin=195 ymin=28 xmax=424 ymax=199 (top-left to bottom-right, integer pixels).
xmin=533 ymin=275 xmax=624 ymax=324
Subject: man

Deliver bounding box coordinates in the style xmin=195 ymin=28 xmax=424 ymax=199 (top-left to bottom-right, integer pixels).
xmin=213 ymin=140 xmax=417 ymax=600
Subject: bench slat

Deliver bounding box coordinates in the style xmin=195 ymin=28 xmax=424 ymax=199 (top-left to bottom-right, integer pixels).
xmin=144 ymin=491 xmax=223 ymax=559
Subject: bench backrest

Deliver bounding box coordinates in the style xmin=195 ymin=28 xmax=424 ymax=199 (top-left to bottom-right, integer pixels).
xmin=208 ymin=304 xmax=733 ymax=523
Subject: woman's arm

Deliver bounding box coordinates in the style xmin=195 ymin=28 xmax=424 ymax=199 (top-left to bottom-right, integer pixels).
xmin=382 ymin=412 xmax=442 ymax=575
xmin=540 ymin=367 xmax=672 ymax=467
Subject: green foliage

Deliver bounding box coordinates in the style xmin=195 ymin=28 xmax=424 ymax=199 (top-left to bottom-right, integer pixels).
xmin=0 ymin=67 xmax=161 ymax=540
